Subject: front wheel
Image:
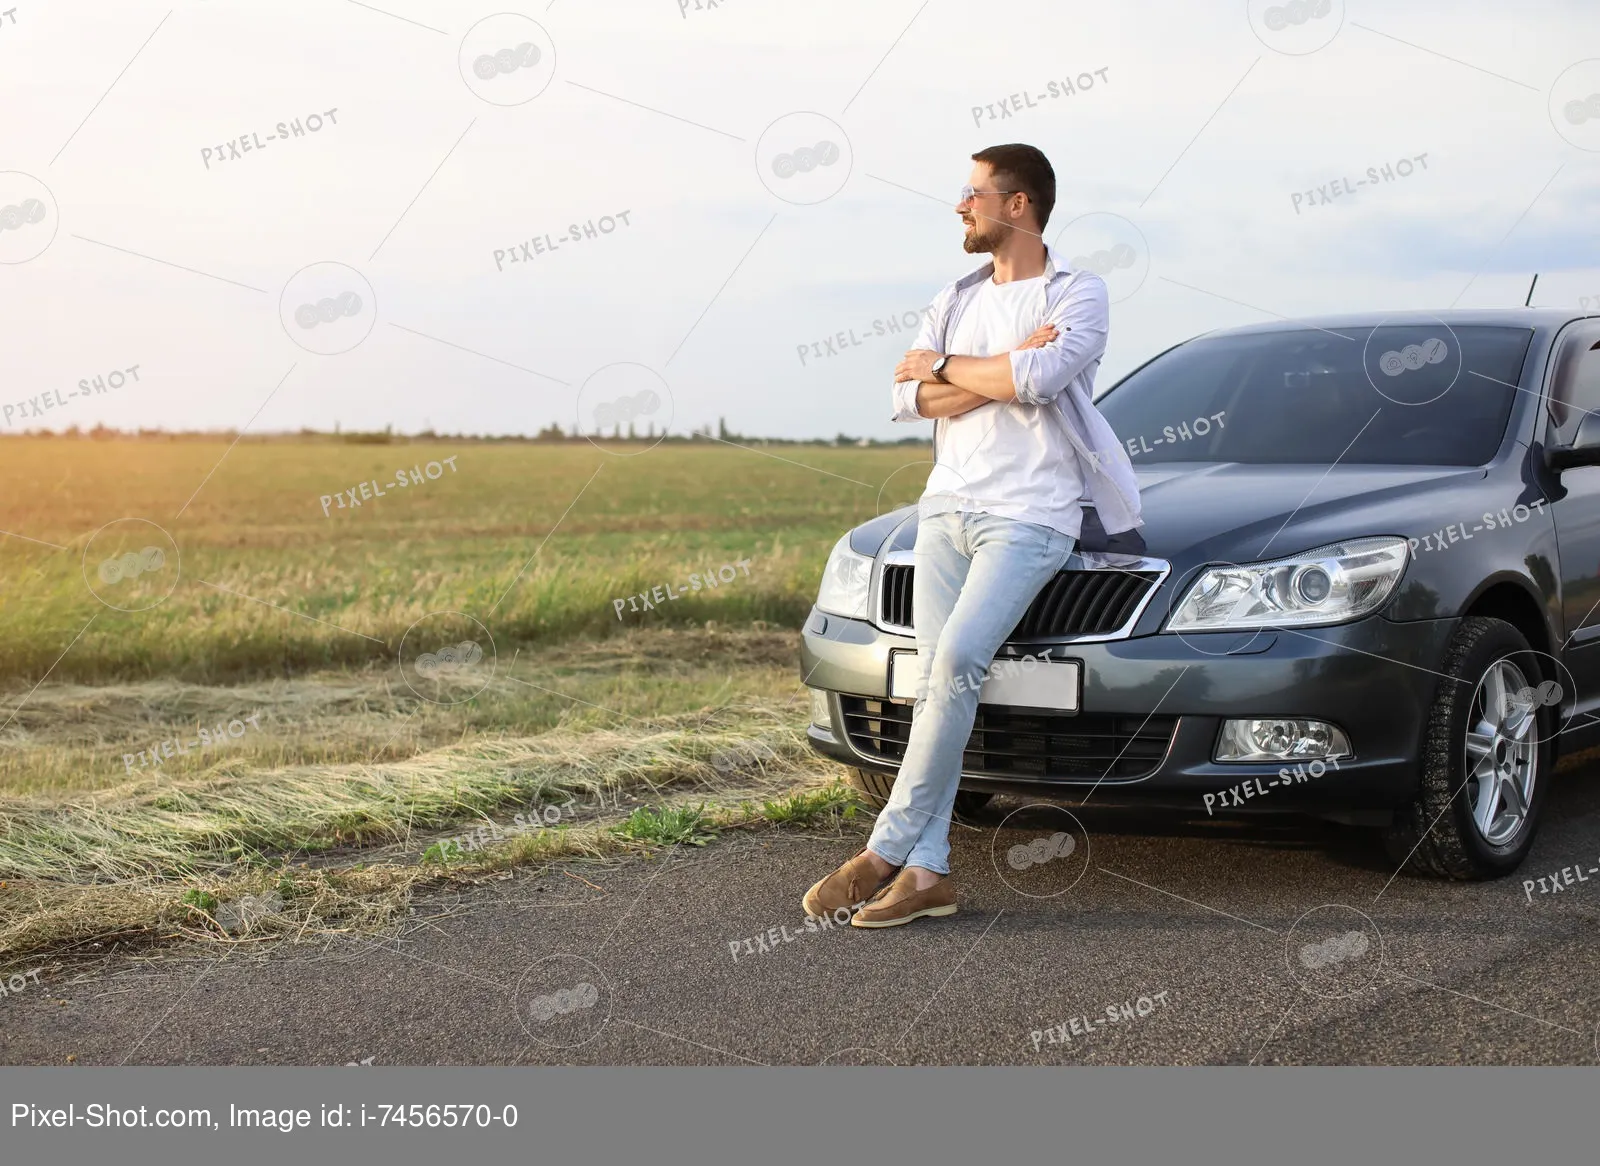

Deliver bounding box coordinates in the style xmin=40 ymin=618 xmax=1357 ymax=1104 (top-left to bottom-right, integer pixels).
xmin=1384 ymin=616 xmax=1553 ymax=880
xmin=846 ymin=766 xmax=894 ymax=810
xmin=953 ymin=790 xmax=994 ymax=817
xmin=844 ymin=768 xmax=994 ymax=818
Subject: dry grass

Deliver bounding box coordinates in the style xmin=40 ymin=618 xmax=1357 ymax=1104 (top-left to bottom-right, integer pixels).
xmin=0 ymin=628 xmax=861 ymax=963
xmin=0 ymin=865 xmax=425 ymax=967
xmin=0 ymin=625 xmax=804 ymax=797
xmin=0 ymin=762 xmax=858 ymax=964
xmin=0 ymin=701 xmax=822 ymax=883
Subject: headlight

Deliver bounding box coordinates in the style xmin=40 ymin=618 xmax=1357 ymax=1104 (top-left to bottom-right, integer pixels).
xmin=1166 ymin=537 xmax=1409 ymax=632
xmin=816 ymin=535 xmax=873 ymax=619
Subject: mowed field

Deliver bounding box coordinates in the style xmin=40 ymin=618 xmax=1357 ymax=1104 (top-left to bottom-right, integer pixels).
xmin=0 ymin=436 xmax=929 ymax=959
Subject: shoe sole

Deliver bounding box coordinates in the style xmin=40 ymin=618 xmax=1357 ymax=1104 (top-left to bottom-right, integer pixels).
xmin=850 ymin=903 xmax=958 ymax=928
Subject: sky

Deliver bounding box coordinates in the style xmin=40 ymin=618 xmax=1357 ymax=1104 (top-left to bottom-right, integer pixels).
xmin=2 ymin=0 xmax=1599 ymax=441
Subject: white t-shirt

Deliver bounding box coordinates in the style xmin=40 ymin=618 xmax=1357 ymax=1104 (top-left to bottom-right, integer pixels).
xmin=922 ymin=274 xmax=1089 ymax=538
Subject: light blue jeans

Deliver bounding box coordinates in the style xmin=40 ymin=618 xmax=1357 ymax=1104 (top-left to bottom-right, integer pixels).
xmin=866 ymin=509 xmax=1076 ymax=875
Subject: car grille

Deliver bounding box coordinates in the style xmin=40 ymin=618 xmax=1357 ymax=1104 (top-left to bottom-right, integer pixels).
xmin=879 ymin=564 xmax=1160 ymax=639
xmin=839 ymin=696 xmax=1176 ymax=781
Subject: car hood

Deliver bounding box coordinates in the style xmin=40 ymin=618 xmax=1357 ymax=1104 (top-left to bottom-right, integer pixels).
xmin=861 ymin=462 xmax=1490 ymax=567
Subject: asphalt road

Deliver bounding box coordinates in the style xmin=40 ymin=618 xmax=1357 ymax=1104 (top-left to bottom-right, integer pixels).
xmin=6 ymin=772 xmax=1600 ymax=1066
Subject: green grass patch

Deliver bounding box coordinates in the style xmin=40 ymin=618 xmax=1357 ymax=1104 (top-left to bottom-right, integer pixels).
xmin=759 ymin=783 xmax=860 ymax=826
xmin=610 ymin=803 xmax=719 ymax=847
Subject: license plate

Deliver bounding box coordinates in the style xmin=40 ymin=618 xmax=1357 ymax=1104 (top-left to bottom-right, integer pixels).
xmin=889 ymin=651 xmax=1081 ymax=712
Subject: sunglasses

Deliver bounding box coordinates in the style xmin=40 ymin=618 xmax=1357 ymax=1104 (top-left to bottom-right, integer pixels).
xmin=958 ymin=185 xmax=1020 ymax=205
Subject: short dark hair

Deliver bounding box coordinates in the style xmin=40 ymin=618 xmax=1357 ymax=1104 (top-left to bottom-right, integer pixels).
xmin=971 ymin=143 xmax=1056 ymax=232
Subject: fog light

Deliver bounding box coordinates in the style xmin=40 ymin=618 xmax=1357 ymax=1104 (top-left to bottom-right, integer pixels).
xmin=1215 ymin=718 xmax=1350 ymax=762
xmin=809 ymin=688 xmax=832 ymax=730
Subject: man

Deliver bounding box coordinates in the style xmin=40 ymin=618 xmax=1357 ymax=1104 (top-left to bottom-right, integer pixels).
xmin=803 ymin=143 xmax=1143 ymax=928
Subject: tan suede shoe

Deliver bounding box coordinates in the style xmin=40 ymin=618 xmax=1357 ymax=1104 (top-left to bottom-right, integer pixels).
xmin=850 ymin=869 xmax=958 ymax=928
xmin=802 ymin=851 xmax=898 ymax=918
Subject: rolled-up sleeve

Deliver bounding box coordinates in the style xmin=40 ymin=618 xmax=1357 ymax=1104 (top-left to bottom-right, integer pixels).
xmin=891 ymin=377 xmax=924 ymax=422
xmin=1010 ymin=272 xmax=1109 ymax=406
xmin=890 ymin=293 xmax=947 ymax=422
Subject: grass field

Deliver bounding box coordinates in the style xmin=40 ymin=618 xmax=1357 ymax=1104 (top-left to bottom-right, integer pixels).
xmin=0 ymin=436 xmax=925 ymax=960
xmin=0 ymin=436 xmax=931 ymax=684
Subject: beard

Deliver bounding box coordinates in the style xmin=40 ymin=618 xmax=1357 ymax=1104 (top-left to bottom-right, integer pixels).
xmin=961 ymin=217 xmax=1005 ymax=254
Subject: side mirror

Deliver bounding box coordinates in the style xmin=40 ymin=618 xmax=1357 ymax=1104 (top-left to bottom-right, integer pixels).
xmin=1546 ymin=410 xmax=1600 ymax=471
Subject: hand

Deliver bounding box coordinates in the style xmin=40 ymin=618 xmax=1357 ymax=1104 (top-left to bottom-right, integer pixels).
xmin=1015 ymin=324 xmax=1060 ymax=350
xmin=895 ymin=349 xmax=942 ymax=384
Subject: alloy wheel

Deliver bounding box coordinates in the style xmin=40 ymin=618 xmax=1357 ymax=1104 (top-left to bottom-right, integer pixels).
xmin=1462 ymin=659 xmax=1540 ymax=848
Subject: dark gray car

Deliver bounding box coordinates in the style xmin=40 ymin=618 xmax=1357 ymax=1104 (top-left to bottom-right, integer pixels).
xmin=799 ymin=309 xmax=1600 ymax=879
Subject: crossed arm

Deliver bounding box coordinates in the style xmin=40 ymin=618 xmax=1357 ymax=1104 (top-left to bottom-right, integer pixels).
xmin=894 ymin=326 xmax=1058 ymax=418
xmin=892 ymin=275 xmax=1112 ymax=421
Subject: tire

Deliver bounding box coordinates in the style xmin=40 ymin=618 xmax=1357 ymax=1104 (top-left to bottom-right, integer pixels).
xmin=844 ymin=768 xmax=993 ymax=817
xmin=1384 ymin=616 xmax=1553 ymax=880
xmin=953 ymin=790 xmax=995 ymax=817
xmin=846 ymin=767 xmax=895 ymax=810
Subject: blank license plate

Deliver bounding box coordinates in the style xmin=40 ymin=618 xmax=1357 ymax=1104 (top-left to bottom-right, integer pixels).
xmin=889 ymin=652 xmax=1080 ymax=711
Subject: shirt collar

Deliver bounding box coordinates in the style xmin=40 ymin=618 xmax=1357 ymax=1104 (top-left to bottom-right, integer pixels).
xmin=953 ymin=242 xmax=1075 ymax=292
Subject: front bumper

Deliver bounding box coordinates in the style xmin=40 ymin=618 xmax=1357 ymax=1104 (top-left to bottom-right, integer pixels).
xmin=799 ymin=606 xmax=1459 ymax=812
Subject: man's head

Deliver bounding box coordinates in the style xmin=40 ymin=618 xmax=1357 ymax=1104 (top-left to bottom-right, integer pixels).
xmin=959 ymin=144 xmax=1056 ymax=254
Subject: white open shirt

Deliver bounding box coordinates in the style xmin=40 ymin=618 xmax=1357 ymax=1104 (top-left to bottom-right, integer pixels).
xmin=890 ymin=245 xmax=1143 ymax=539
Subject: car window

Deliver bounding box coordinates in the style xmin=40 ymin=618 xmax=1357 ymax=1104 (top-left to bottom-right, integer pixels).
xmin=1096 ymin=325 xmax=1534 ymax=466
xmin=1544 ymin=329 xmax=1600 ymax=445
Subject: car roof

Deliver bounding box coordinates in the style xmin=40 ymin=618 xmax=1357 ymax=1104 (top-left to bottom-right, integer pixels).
xmin=1192 ymin=308 xmax=1593 ymax=339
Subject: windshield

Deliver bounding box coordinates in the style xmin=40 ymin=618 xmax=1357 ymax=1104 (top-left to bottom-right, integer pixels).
xmin=1096 ymin=325 xmax=1534 ymax=466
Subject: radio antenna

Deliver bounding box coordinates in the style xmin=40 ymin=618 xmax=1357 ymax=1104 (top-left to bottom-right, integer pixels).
xmin=1525 ymin=273 xmax=1539 ymax=307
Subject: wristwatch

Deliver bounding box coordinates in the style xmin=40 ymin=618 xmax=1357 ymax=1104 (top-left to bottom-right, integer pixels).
xmin=930 ymin=355 xmax=950 ymax=383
